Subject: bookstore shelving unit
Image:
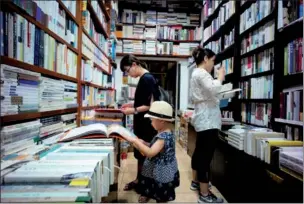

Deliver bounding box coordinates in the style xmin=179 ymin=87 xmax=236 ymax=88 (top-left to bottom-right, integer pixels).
xmin=0 ymin=0 xmax=116 ymax=127
xmin=115 ymin=1 xmax=202 ymax=58
xmin=203 ymin=0 xmax=303 ymax=202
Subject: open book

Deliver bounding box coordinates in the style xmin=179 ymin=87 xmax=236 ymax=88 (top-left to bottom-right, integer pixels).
xmin=218 ymin=83 xmax=241 ymax=100
xmin=58 ymin=124 xmax=136 ymax=142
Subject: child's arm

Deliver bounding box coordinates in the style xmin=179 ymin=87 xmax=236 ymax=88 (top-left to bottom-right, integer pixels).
xmin=132 ymin=138 xmax=164 ymax=158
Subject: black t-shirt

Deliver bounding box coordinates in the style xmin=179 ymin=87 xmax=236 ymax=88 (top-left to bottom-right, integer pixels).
xmin=134 ymin=72 xmax=160 ymax=112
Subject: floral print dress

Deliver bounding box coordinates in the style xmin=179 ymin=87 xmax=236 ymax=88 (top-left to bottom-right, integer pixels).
xmin=138 ymin=131 xmax=180 ymax=202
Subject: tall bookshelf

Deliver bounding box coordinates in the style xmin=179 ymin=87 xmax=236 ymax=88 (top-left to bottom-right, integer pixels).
xmin=203 ymin=0 xmax=303 ymax=138
xmin=0 ymin=0 xmax=116 ymax=127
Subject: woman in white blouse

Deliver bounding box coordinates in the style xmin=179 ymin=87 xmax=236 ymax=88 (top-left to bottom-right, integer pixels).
xmin=189 ymin=47 xmax=225 ymax=203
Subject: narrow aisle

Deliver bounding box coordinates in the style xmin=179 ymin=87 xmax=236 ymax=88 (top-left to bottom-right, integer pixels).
xmin=118 ymin=143 xmax=227 ymax=203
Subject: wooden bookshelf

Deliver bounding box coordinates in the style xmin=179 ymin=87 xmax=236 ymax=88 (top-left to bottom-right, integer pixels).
xmin=0 ymin=0 xmax=115 ymax=127
xmin=0 ymin=108 xmax=78 ymax=124
xmin=1 ymin=56 xmax=78 ymax=83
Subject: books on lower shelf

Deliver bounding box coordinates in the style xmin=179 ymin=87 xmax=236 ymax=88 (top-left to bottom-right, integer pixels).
xmin=241 ymin=47 xmax=274 ymax=77
xmin=279 ymin=86 xmax=303 ymax=122
xmin=82 ymin=85 xmax=114 ymax=107
xmin=240 ymin=0 xmax=274 ymax=33
xmin=0 ymin=113 xmax=77 ymax=156
xmin=1 ymin=11 xmax=77 ymax=78
xmin=241 ymin=102 xmax=272 ymax=127
xmin=240 ymin=21 xmax=275 ymax=55
xmin=239 ymin=75 xmax=273 ymax=99
xmin=1 ymin=138 xmax=117 ymax=203
xmin=279 ymin=146 xmax=303 ymax=177
xmin=284 ymin=38 xmax=303 ymax=75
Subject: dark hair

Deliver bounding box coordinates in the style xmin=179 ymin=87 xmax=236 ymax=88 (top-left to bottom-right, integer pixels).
xmin=120 ymin=54 xmax=147 ymax=72
xmin=192 ymin=47 xmax=216 ymax=66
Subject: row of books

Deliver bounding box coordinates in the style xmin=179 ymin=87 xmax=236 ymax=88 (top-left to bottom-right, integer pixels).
xmin=82 ymin=32 xmax=110 ymax=73
xmin=226 ymin=127 xmax=303 ymax=170
xmin=117 ymin=40 xmax=198 ymax=55
xmin=284 ymin=38 xmax=303 ymax=75
xmin=278 ymin=0 xmax=303 ymax=29
xmin=241 ymin=48 xmax=274 ymax=77
xmin=280 ymin=125 xmax=303 ymax=141
xmin=279 ymin=87 xmax=303 ymax=122
xmin=240 ymin=0 xmax=274 ymax=33
xmin=40 ymin=77 xmax=78 ymax=112
xmin=205 ymin=38 xmax=221 ymax=54
xmin=240 ymin=21 xmax=275 ymax=55
xmin=214 ymin=57 xmax=234 ymax=78
xmin=1 ymin=12 xmax=77 ymax=78
xmin=203 ymin=0 xmax=222 ymax=18
xmin=1 ymin=64 xmax=78 ymax=116
xmin=241 ymin=103 xmax=272 ymax=127
xmin=9 ymin=0 xmax=78 ymax=48
xmin=120 ymin=9 xmax=200 ymax=26
xmin=203 ymin=1 xmax=236 ymax=42
xmin=224 ymin=28 xmax=234 ymax=49
xmin=82 ymin=85 xmax=114 ymax=107
xmin=1 ymin=138 xmax=116 ymax=202
xmin=239 ymin=75 xmax=273 ymax=99
xmin=1 ymin=113 xmax=76 ymax=155
xmin=127 ymin=76 xmax=139 ymax=86
xmin=81 ymin=60 xmax=109 ymax=87
xmin=119 ymin=25 xmax=202 ymax=41
xmin=82 ymin=5 xmax=108 ymax=53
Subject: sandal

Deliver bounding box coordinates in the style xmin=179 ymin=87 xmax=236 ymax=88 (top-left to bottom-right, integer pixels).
xmin=138 ymin=195 xmax=150 ymax=203
xmin=123 ymin=181 xmax=138 ymax=191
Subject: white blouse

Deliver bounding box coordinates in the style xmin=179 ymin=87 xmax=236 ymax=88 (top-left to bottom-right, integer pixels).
xmin=190 ymin=68 xmax=223 ymax=132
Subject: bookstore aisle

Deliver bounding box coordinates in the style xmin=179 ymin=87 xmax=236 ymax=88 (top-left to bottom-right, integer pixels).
xmin=118 ymin=143 xmax=226 ymax=203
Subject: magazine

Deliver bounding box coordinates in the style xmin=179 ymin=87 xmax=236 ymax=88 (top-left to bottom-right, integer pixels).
xmin=58 ymin=124 xmax=136 ymax=142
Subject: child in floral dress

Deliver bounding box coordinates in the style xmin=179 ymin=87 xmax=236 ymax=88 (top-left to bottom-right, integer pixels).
xmin=122 ymin=101 xmax=180 ymax=203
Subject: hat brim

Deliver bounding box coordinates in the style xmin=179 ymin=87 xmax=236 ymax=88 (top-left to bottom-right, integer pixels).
xmin=144 ymin=113 xmax=175 ymax=122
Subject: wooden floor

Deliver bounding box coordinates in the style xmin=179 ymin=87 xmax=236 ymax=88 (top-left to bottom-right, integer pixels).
xmin=117 ymin=142 xmax=227 ymax=203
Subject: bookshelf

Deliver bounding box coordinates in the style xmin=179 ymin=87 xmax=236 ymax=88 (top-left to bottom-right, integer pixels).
xmin=204 ymin=1 xmax=303 ymax=202
xmin=204 ymin=0 xmax=303 ymax=131
xmin=0 ymin=0 xmax=116 ymax=128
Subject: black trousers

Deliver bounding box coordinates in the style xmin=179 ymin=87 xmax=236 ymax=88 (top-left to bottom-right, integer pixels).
xmin=191 ymin=128 xmax=218 ymax=183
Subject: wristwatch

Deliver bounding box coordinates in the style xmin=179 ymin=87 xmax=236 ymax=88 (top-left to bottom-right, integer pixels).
xmin=134 ymin=107 xmax=138 ymax=115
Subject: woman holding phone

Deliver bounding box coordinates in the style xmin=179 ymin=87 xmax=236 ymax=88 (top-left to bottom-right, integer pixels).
xmin=120 ymin=54 xmax=160 ymax=192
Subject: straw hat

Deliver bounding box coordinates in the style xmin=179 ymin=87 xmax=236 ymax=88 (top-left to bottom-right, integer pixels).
xmin=144 ymin=101 xmax=174 ymax=122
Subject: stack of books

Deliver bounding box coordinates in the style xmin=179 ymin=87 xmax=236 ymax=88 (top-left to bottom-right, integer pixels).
xmin=39 ymin=115 xmax=63 ymax=139
xmin=63 ymin=80 xmax=78 ymax=108
xmin=1 ymin=64 xmax=40 ymax=116
xmin=61 ymin=113 xmax=77 ymax=132
xmin=39 ymin=77 xmax=65 ymax=112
